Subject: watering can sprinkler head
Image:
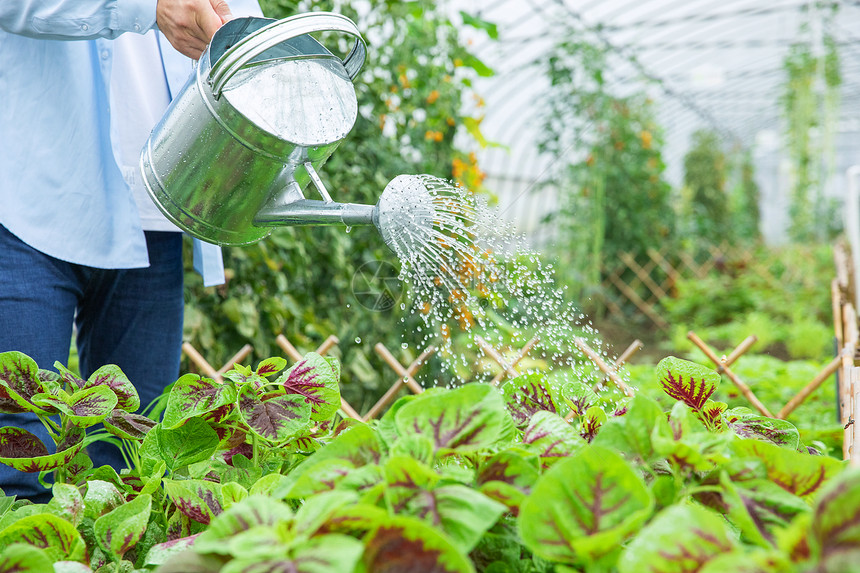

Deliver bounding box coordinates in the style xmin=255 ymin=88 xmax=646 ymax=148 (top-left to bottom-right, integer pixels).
xmin=253 ymin=172 xmax=436 ymax=254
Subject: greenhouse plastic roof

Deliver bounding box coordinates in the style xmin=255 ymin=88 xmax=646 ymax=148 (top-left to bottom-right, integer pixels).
xmin=450 ymin=0 xmax=860 ymax=244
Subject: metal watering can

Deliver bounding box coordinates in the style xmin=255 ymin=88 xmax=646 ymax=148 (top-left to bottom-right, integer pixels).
xmin=140 ymin=12 xmax=386 ymax=246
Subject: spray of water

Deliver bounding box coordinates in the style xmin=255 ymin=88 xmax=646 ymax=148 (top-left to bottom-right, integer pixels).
xmin=375 ymin=174 xmax=627 ymax=393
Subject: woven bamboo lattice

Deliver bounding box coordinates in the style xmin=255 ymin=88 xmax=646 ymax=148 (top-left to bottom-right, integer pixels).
xmin=599 ymin=243 xmax=826 ymax=329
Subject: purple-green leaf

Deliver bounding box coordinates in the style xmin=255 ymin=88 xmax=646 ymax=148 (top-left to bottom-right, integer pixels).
xmin=726 ymin=409 xmax=800 ymax=450
xmin=84 ymin=480 xmax=127 ymax=523
xmin=719 ymin=474 xmax=809 ymax=548
xmin=477 ymin=448 xmax=540 ymax=491
xmin=0 ymin=513 xmax=83 ymax=561
xmin=0 ymin=544 xmax=53 ymax=572
xmin=579 ymin=406 xmax=607 ymax=443
xmin=48 ymin=483 xmax=85 ymax=527
xmin=0 ymin=352 xmax=51 ymax=414
xmin=618 ymin=504 xmax=737 ymax=573
xmin=103 ymin=409 xmax=157 ymax=440
xmin=237 ymin=385 xmax=311 ymax=443
xmin=220 ymin=534 xmax=364 ymax=573
xmin=255 ymin=357 xmax=287 ymax=377
xmin=520 ymin=411 xmax=584 ymax=465
xmin=656 ymin=356 xmax=719 ymax=411
xmin=144 ymin=533 xmax=201 ymax=566
xmin=274 ymin=352 xmax=340 ymax=422
xmin=165 ymin=479 xmax=223 ymax=525
xmin=518 ymin=445 xmax=654 ymax=563
xmin=363 ymin=515 xmax=475 ymax=573
xmin=163 ymin=374 xmax=235 ymax=430
xmin=81 ymin=364 xmax=139 ymax=412
xmin=66 ymin=384 xmax=118 ymax=426
xmin=810 ymin=467 xmax=860 ymax=569
xmin=561 ymin=381 xmax=600 ymax=419
xmin=394 ymin=383 xmax=515 ymax=454
xmin=193 ymin=495 xmax=294 ymax=556
xmin=0 ymin=426 xmax=83 ymax=472
xmin=384 ymin=456 xmax=506 ymax=553
xmin=94 ymin=493 xmax=151 ymax=561
xmin=501 ymin=373 xmax=560 ymax=425
xmin=732 ymin=440 xmax=842 ymax=499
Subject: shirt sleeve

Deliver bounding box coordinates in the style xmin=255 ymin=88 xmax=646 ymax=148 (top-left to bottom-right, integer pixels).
xmin=0 ymin=0 xmax=156 ymax=40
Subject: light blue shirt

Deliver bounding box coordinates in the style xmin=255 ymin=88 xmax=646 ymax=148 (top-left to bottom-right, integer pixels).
xmin=0 ymin=1 xmax=263 ymax=286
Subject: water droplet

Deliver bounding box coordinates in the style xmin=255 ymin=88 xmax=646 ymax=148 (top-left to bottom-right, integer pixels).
xmin=401 ymin=343 xmax=408 ymax=349
xmin=354 ymin=337 xmax=361 ymax=344
xmin=345 ymin=226 xmax=352 ymax=233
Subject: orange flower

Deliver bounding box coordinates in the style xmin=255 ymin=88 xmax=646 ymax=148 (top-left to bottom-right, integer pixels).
xmin=446 ymin=117 xmax=456 ymax=126
xmin=425 ymin=130 xmax=444 ymax=142
xmin=640 ymin=130 xmax=653 ymax=149
xmin=427 ymin=90 xmax=440 ymax=104
xmin=421 ymin=301 xmax=432 ymax=315
xmin=441 ymin=324 xmax=450 ymax=340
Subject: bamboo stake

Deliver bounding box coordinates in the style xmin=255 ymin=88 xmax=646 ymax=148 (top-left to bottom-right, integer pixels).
xmin=841 ymin=343 xmax=855 ymax=460
xmin=217 ymin=344 xmax=253 ymax=375
xmin=182 ymin=342 xmax=223 ymax=381
xmin=374 ymin=343 xmax=425 ymax=395
xmin=316 ymin=335 xmax=340 ymax=356
xmin=573 ymin=337 xmax=635 ymax=397
xmin=475 ymin=336 xmax=520 ymax=382
xmin=492 ymin=336 xmax=541 ymax=386
xmin=777 ymin=355 xmax=842 ymax=419
xmin=364 ymin=345 xmax=435 ymax=421
xmin=475 ymin=336 xmax=540 ymax=386
xmin=844 ymin=303 xmax=859 ymax=347
xmin=724 ymin=335 xmax=757 ymax=368
xmin=275 ymin=334 xmax=303 ymax=362
xmin=833 ymin=279 xmax=844 ymax=349
xmin=852 ymin=372 xmax=859 ymax=467
xmin=615 ymin=339 xmax=643 ymax=367
xmin=687 ymin=332 xmax=773 ymax=418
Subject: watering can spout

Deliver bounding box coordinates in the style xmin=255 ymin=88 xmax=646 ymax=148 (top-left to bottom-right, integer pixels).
xmin=253 ymin=199 xmax=379 ymax=229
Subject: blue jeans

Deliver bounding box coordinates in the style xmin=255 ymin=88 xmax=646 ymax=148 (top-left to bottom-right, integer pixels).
xmin=0 ymin=224 xmax=183 ymax=501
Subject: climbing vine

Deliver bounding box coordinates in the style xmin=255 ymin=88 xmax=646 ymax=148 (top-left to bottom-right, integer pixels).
xmin=781 ymin=3 xmax=841 ymax=243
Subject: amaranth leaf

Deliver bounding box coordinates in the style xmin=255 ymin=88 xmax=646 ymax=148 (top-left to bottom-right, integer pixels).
xmin=656 ymin=356 xmax=719 ymax=411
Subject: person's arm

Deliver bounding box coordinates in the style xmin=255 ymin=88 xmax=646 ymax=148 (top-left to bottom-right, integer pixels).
xmin=0 ymin=0 xmax=156 ymax=40
xmin=0 ymin=0 xmax=232 ymax=59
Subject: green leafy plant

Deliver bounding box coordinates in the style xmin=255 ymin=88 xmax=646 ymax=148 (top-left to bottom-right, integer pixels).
xmin=0 ymin=351 xmax=853 ymax=572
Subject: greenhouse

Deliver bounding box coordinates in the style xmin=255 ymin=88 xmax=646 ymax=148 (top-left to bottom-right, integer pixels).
xmin=0 ymin=0 xmax=859 ymax=571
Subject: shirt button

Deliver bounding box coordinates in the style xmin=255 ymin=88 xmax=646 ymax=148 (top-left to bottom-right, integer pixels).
xmin=133 ymin=23 xmax=141 ymax=32
xmin=81 ymin=23 xmax=89 ymax=31
xmin=101 ymin=50 xmax=109 ymax=60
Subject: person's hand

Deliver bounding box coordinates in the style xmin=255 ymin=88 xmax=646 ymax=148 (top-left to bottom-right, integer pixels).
xmin=156 ymin=0 xmax=233 ymax=60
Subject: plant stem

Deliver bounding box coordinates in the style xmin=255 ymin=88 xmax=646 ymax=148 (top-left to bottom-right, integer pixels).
xmin=252 ymin=433 xmax=260 ymax=467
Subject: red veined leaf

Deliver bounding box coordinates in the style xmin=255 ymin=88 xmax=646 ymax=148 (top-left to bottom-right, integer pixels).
xmin=103 ymin=409 xmax=157 ymax=440
xmin=656 ymin=356 xmax=719 ymax=411
xmin=81 ymin=364 xmax=139 ymax=412
xmin=237 ymin=385 xmax=311 ymax=443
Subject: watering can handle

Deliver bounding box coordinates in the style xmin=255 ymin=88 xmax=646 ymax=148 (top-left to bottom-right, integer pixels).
xmin=209 ymin=11 xmax=366 ymax=98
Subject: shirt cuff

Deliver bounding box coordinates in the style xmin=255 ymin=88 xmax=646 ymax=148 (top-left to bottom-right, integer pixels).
xmin=193 ymin=239 xmax=227 ymax=287
xmin=114 ymin=0 xmax=157 ymax=34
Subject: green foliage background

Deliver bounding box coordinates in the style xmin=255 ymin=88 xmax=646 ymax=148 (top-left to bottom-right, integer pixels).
xmin=540 ymin=39 xmax=675 ymax=303
xmin=182 ymin=0 xmax=493 ymax=412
